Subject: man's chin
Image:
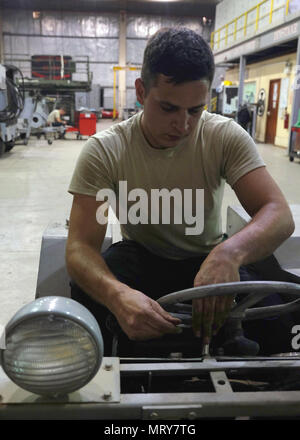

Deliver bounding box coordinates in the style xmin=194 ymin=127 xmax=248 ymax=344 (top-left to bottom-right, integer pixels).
xmin=147 ymin=134 xmax=184 ymax=150
xmin=155 ymin=135 xmax=183 ymax=149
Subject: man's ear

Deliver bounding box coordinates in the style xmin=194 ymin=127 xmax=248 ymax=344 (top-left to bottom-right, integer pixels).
xmin=135 ymin=78 xmax=146 ymax=105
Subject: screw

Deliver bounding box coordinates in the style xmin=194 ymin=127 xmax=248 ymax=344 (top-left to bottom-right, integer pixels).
xmin=150 ymin=412 xmax=159 ymax=420
xmin=102 ymin=392 xmax=112 ymax=401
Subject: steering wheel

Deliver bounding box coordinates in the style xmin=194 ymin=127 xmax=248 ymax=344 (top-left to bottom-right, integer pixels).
xmin=157 ymin=281 xmax=300 ymax=355
xmin=157 ymin=281 xmax=300 ymax=322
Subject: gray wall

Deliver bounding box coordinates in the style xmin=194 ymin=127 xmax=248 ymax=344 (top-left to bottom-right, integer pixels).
xmin=2 ymin=8 xmax=211 ymax=110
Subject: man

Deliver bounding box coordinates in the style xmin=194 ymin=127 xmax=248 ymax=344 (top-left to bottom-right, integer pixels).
xmin=47 ymin=105 xmax=67 ymax=138
xmin=66 ymin=28 xmax=294 ymax=354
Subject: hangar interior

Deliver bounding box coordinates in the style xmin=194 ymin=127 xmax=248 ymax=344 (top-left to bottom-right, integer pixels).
xmin=0 ymin=0 xmax=300 ymax=420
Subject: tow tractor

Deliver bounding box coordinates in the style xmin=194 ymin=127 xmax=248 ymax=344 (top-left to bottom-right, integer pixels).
xmin=0 ymin=206 xmax=300 ymax=420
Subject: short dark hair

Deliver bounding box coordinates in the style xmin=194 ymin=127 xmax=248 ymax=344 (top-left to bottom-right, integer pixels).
xmin=141 ymin=27 xmax=215 ymax=93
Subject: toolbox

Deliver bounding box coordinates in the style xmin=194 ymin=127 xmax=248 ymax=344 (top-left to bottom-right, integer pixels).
xmin=66 ymin=111 xmax=97 ymax=139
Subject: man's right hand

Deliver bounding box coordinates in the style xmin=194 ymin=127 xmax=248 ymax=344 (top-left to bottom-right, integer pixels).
xmin=109 ymin=287 xmax=181 ymax=341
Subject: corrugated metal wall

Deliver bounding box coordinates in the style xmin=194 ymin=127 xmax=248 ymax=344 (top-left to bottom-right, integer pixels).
xmin=2 ymin=9 xmax=208 ymax=110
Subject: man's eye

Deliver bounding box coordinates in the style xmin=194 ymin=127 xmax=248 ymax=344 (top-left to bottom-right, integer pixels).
xmin=161 ymin=106 xmax=176 ymax=112
xmin=189 ymin=108 xmax=202 ymax=115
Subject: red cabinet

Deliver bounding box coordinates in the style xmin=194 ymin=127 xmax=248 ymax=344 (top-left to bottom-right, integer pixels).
xmin=75 ymin=112 xmax=97 ymax=136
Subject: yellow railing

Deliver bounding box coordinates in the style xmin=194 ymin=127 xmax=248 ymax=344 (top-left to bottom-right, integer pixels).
xmin=113 ymin=65 xmax=141 ymax=119
xmin=211 ymin=0 xmax=292 ymax=51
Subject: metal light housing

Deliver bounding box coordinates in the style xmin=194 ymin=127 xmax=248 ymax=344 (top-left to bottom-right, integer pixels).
xmin=0 ymin=296 xmax=103 ymax=396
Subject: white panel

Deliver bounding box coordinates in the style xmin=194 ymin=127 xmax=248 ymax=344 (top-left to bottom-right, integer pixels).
xmin=40 ymin=37 xmax=59 ymax=55
xmin=127 ymin=39 xmax=147 ymax=64
xmin=88 ymin=84 xmax=102 ymax=109
xmin=104 ymin=88 xmax=114 ymax=109
xmin=95 ymin=38 xmax=119 ymax=62
xmin=126 ymin=88 xmax=138 ymax=109
xmin=75 ymin=92 xmax=89 ymax=109
xmin=61 ymin=38 xmax=87 ymax=57
xmin=41 ymin=13 xmax=63 ymax=36
xmin=127 ymin=14 xmax=204 ymax=39
xmin=90 ymin=64 xmax=115 ymax=87
xmin=95 ymin=15 xmax=119 ymax=37
xmin=81 ymin=16 xmax=97 ymax=37
xmin=17 ymin=61 xmax=31 ymax=77
xmin=2 ymin=9 xmax=35 ymax=34
xmin=62 ymin=12 xmax=83 ymax=37
xmin=26 ymin=36 xmax=57 ymax=55
xmin=173 ymin=17 xmax=203 ymax=33
xmin=3 ymin=35 xmax=12 ymax=58
xmin=127 ymin=15 xmax=162 ymax=38
xmin=126 ymin=69 xmax=141 ymax=88
xmin=9 ymin=36 xmax=29 ymax=56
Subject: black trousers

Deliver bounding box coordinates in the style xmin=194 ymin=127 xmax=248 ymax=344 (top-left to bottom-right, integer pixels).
xmin=71 ymin=240 xmax=295 ymax=356
xmin=52 ymin=122 xmax=66 ymax=137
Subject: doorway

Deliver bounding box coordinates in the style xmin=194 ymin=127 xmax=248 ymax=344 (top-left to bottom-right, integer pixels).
xmin=265 ymin=79 xmax=281 ymax=144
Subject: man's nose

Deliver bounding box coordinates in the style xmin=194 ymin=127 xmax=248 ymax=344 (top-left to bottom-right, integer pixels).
xmin=172 ymin=110 xmax=190 ymax=134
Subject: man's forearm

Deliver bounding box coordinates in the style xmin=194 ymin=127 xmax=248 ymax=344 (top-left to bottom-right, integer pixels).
xmin=212 ymin=202 xmax=295 ymax=267
xmin=66 ymin=242 xmax=126 ymax=311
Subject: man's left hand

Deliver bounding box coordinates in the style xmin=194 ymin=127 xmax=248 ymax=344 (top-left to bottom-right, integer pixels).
xmin=192 ymin=251 xmax=240 ymax=344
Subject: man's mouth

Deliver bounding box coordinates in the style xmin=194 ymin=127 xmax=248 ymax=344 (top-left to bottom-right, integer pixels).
xmin=166 ymin=134 xmax=182 ymax=141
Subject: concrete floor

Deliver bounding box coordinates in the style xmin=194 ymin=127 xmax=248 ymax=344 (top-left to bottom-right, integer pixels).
xmin=0 ymin=120 xmax=299 ymax=327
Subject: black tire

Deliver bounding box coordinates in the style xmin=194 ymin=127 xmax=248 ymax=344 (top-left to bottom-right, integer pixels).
xmin=47 ymin=139 xmax=52 ymax=145
xmin=289 ymin=155 xmax=294 ymax=162
xmin=0 ymin=139 xmax=5 ymax=157
xmin=5 ymin=141 xmax=15 ymax=152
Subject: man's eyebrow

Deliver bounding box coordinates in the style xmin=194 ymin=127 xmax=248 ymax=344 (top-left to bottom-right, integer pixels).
xmin=160 ymin=101 xmax=206 ymax=110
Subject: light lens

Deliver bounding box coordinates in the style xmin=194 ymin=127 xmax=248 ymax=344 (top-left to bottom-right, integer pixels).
xmin=2 ymin=315 xmax=99 ymax=396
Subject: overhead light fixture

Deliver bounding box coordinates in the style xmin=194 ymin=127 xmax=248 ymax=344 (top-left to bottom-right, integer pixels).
xmin=0 ymin=297 xmax=104 ymax=397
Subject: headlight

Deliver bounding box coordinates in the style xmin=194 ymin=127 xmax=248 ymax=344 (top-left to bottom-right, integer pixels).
xmin=0 ymin=297 xmax=103 ymax=396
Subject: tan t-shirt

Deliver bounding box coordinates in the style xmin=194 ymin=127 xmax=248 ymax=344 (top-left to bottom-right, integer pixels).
xmin=68 ymin=111 xmax=265 ymax=259
xmin=47 ymin=109 xmax=60 ymax=124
